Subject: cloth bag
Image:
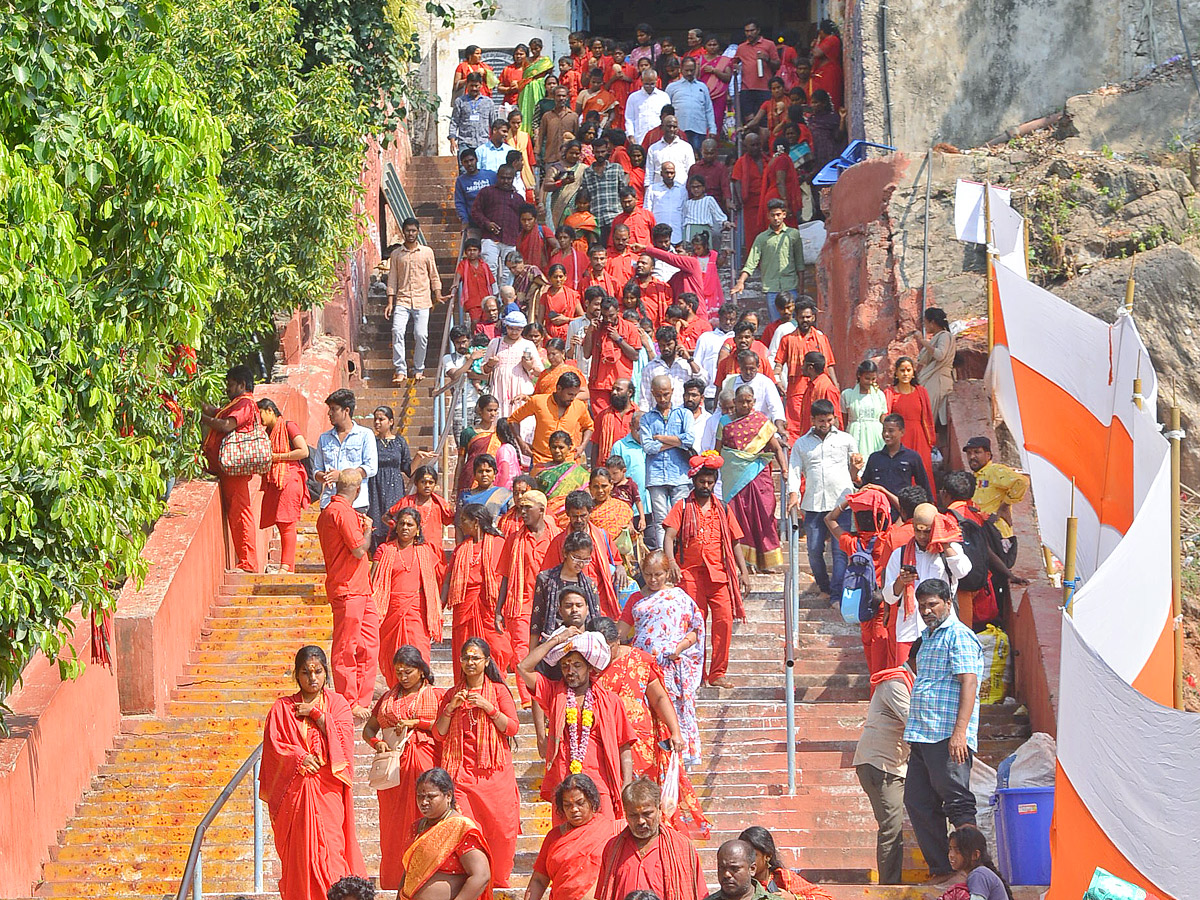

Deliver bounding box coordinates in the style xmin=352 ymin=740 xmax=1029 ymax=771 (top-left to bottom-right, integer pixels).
xmin=367 ymin=726 xmax=409 ymax=791
xmin=218 ymin=424 xmax=272 ymax=476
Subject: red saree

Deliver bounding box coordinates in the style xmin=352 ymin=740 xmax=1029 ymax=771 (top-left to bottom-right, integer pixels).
xmin=371 ymin=684 xmax=446 ymax=888
xmin=390 ymin=492 xmax=456 ymax=542
xmin=533 ymin=815 xmax=624 ymax=900
xmin=400 ymin=814 xmax=493 ymax=900
xmin=371 ymin=541 xmax=448 ymax=683
xmin=457 ymin=429 xmax=502 ymax=495
xmin=435 ymin=681 xmax=521 ymax=886
xmin=260 ymin=691 xmax=365 ymax=900
xmin=596 ymin=649 xmax=711 ymax=839
xmin=885 ymin=385 xmax=936 ymax=487
xmin=720 ymin=411 xmax=783 ymax=571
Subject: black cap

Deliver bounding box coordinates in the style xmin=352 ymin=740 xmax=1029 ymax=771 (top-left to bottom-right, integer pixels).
xmin=962 ymin=436 xmax=992 ymax=452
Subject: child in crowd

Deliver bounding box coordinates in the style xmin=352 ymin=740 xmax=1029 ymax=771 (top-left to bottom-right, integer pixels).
xmin=450 ymin=238 xmax=497 ymax=326
xmin=558 ymin=55 xmax=582 ymax=104
xmin=563 ymin=190 xmax=598 ymax=243
xmin=946 ymin=826 xmax=1013 ymax=900
xmin=605 ymin=455 xmax=645 ymax=533
xmin=682 ymin=174 xmax=729 ymax=245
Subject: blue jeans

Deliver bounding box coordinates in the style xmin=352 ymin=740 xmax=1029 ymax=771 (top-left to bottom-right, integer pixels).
xmin=647 ymin=483 xmax=692 ymax=551
xmin=804 ymin=509 xmax=851 ymax=595
xmin=684 ymin=130 xmax=707 ymax=154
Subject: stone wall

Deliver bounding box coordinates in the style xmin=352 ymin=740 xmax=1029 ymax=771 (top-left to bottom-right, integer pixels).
xmin=846 ymin=0 xmax=1200 ymax=151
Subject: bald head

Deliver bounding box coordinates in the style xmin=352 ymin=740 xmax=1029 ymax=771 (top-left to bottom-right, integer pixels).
xmin=336 ymin=469 xmax=363 ymax=498
xmin=718 ymin=839 xmax=754 ymax=863
xmin=716 ymin=840 xmax=757 ymax=899
xmin=913 ymin=502 xmax=937 ymax=550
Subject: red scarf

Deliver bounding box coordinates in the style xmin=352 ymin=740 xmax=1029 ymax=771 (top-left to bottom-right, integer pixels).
xmin=266 ymin=419 xmax=294 ymax=488
xmin=446 ymin=534 xmax=502 ymax=610
xmin=504 ymin=520 xmax=561 ymax=617
xmin=597 ymin=824 xmax=697 ymax=900
xmin=438 ymin=679 xmax=509 ymax=780
xmin=676 ymin=494 xmax=745 ymax=619
xmin=372 ymin=541 xmax=445 ymax=638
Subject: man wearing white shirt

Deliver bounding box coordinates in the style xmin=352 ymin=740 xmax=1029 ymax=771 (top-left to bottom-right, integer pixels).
xmin=645 ymin=116 xmax=697 ymax=188
xmin=721 ymin=349 xmax=786 ymax=432
xmin=694 ymin=302 xmax=738 ymax=405
xmin=786 ymin=398 xmax=857 ymax=596
xmin=883 ymin=503 xmax=973 ymax=654
xmin=475 ymin=118 xmax=517 ymax=173
xmin=682 ymin=378 xmax=711 ymax=449
xmin=625 ymin=69 xmax=671 ymax=145
xmin=644 ymin=162 xmax=687 ymax=244
xmin=566 ymin=288 xmax=604 ymax=378
xmin=313 ymin=389 xmax=379 ymax=511
xmin=638 ymin=325 xmax=706 ymax=410
xmin=665 ymin=57 xmax=716 ymax=152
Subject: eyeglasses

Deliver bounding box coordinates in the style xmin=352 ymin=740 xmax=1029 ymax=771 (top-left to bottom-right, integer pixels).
xmin=568 ymin=555 xmax=593 ymax=565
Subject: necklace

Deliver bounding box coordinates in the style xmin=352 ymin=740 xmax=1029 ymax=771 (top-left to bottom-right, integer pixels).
xmin=564 ymin=685 xmax=595 ymax=774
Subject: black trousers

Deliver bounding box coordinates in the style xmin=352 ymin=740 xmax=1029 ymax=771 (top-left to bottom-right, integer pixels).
xmin=903 ymin=738 xmax=977 ymax=875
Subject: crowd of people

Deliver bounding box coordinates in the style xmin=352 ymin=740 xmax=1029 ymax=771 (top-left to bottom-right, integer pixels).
xmin=195 ymin=17 xmax=1034 ymax=900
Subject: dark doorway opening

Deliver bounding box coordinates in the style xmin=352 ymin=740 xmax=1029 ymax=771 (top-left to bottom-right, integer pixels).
xmin=585 ymin=0 xmax=812 ymax=47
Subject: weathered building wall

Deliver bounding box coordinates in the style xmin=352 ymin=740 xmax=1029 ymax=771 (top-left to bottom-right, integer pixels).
xmin=847 ymin=0 xmax=1200 ymax=151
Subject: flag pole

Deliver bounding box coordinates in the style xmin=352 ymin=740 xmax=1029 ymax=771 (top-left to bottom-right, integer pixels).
xmin=1125 ymin=254 xmax=1136 ymax=314
xmin=985 ymin=181 xmax=995 ymax=352
xmin=1170 ymin=381 xmax=1184 ymax=709
xmin=1064 ymin=477 xmax=1078 ymax=615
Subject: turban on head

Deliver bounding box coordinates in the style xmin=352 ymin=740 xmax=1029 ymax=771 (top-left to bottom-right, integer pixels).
xmin=688 ymin=453 xmax=724 ymax=478
xmin=545 ymin=631 xmax=611 ymax=670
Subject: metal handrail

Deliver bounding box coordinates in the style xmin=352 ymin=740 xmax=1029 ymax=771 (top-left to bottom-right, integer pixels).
xmin=175 ymin=743 xmax=265 ymax=900
xmin=780 ymin=467 xmax=799 ymax=796
xmin=431 ymin=232 xmax=469 ymax=497
xmin=730 ymin=65 xmax=745 ymax=279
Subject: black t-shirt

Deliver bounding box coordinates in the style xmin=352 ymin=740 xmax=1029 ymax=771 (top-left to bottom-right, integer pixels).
xmin=863 ymin=446 xmax=930 ymax=500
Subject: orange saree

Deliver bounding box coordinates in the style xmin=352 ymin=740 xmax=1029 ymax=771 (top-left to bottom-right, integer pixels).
xmin=400 ymin=814 xmax=493 ymax=900
xmin=260 ymin=691 xmax=365 ymax=900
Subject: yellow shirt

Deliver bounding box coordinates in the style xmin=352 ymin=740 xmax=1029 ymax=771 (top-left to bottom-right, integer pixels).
xmin=973 ymin=461 xmax=1029 ymax=538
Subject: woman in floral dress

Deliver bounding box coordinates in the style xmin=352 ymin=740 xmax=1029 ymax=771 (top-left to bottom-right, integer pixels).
xmin=616 ymin=550 xmax=704 ymax=766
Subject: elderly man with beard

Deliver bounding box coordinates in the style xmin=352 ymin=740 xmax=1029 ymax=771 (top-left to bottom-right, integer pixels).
xmin=596 ymin=777 xmax=707 ymax=900
xmin=904 ymin=578 xmax=984 ymax=880
xmin=663 ymin=458 xmax=750 ymax=688
xmin=519 ymin=629 xmax=636 ymax=823
xmin=593 ymin=378 xmax=636 ymax=465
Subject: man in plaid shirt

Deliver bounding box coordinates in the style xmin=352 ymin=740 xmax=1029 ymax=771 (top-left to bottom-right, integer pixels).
xmin=579 ymin=135 xmax=629 ymax=246
xmin=903 ymin=578 xmax=984 ymax=880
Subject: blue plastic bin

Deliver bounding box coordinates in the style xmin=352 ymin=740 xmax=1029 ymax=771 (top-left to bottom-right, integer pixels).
xmin=993 ymin=786 xmax=1054 ymax=885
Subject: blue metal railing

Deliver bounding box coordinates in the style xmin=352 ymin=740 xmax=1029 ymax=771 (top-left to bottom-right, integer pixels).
xmin=175 ymin=743 xmax=265 ymax=900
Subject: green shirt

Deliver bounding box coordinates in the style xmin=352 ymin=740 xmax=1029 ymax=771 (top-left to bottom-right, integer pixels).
xmin=704 ymin=881 xmax=772 ymax=900
xmin=741 ymin=226 xmax=804 ymax=292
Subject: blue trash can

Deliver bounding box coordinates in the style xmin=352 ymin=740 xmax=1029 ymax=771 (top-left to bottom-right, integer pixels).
xmin=993 ymin=786 xmax=1054 ymax=885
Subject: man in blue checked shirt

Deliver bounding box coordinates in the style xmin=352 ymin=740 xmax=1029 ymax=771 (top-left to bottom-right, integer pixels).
xmin=903 ymin=577 xmax=984 ymax=880
xmin=312 ymin=389 xmax=378 ymax=512
xmin=639 ymin=374 xmax=695 ymax=550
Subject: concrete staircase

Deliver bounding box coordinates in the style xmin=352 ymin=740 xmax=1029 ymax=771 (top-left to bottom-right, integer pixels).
xmin=30 ymin=156 xmax=1039 ymax=900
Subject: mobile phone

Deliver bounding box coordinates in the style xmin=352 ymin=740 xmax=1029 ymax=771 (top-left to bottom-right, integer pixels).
xmin=901 ymin=564 xmax=918 ymax=574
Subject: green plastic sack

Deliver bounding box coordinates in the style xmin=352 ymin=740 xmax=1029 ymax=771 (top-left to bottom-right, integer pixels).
xmin=1083 ymin=868 xmax=1153 ymax=900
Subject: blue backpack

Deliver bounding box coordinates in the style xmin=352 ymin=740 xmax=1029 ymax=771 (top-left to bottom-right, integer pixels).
xmin=840 ymin=536 xmax=883 ymax=624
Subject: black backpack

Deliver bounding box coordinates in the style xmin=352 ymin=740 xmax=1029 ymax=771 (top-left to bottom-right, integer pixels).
xmin=301 ymin=446 xmax=323 ymax=503
xmin=948 ymin=509 xmax=990 ymax=592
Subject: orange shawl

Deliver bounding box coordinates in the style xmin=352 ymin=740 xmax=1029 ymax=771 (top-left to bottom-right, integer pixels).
xmin=437 ymin=679 xmax=510 ymax=779
xmin=590 ymin=498 xmax=633 ymax=542
xmin=372 ymin=541 xmax=447 ymax=638
xmin=868 ymin=665 xmax=915 ymax=697
xmin=401 ymin=814 xmax=493 ymax=900
xmin=534 ymin=360 xmax=583 ymax=395
xmin=596 ymin=824 xmax=698 ymax=900
xmin=446 ymin=533 xmax=503 ymax=611
xmin=390 ymin=492 xmax=456 ymax=540
xmin=502 ymin=520 xmax=561 ymax=618
xmin=266 ymin=419 xmax=294 ymax=489
xmin=260 ymin=690 xmax=357 ymax=812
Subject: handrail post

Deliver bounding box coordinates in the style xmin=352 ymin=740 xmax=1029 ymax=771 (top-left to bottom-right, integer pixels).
xmin=780 ymin=468 xmax=797 ymax=796
xmin=193 ymin=852 xmax=202 ymax=900
xmin=253 ymin=757 xmax=264 ymax=893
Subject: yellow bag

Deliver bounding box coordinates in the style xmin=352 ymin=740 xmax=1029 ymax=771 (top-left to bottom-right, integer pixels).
xmin=976 ymin=624 xmax=1012 ymax=705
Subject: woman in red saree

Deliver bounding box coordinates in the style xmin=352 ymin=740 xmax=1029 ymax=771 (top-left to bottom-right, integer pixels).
xmin=363 ymin=646 xmax=445 ymax=889
xmin=257 ymin=399 xmax=310 ymax=573
xmin=540 ymin=265 xmax=583 ymax=342
xmin=592 ymin=618 xmax=711 ymax=839
xmin=885 ymin=356 xmax=936 ymax=487
xmin=261 ymin=645 xmax=365 ymax=900
xmin=528 ymin=774 xmax=623 ymax=900
xmin=739 ymin=825 xmax=835 ymax=900
xmin=372 ymin=508 xmax=448 ymax=681
xmin=718 ymin=391 xmax=791 ymax=572
xmin=401 ymin=767 xmax=493 ymax=900
xmin=457 ymin=395 xmax=502 ymax=496
xmin=200 ymin=364 xmax=261 ymax=572
xmin=758 ymin=138 xmax=804 ymax=232
xmin=809 ymin=21 xmax=844 ymax=111
xmin=391 ymin=464 xmax=456 ymax=545
xmin=433 ymin=638 xmax=521 ymax=887
xmin=588 ymin=467 xmax=637 ymax=566
xmin=445 ymin=504 xmax=511 ymax=670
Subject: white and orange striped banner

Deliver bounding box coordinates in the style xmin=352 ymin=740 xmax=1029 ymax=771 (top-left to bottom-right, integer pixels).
xmin=985 ymin=253 xmax=1189 ymax=898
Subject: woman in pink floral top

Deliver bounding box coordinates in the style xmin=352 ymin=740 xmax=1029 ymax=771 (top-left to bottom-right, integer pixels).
xmin=618 ymin=550 xmax=705 ymax=765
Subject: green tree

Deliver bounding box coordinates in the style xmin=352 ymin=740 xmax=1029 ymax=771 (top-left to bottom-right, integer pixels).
xmin=0 ymin=0 xmax=236 ymax=710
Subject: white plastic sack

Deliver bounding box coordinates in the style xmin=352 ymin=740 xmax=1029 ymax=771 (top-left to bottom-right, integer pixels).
xmin=969 ymin=756 xmax=999 ymax=858
xmin=1008 ymin=732 xmax=1057 ymax=788
xmin=660 ymin=752 xmax=680 ymax=818
xmin=796 ymin=220 xmax=827 ymax=265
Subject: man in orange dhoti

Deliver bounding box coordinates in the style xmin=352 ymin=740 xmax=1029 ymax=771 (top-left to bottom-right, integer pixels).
xmin=662 ymin=458 xmax=751 ymax=689
xmin=519 ymin=630 xmax=636 ymax=824
xmin=316 ymin=471 xmax=380 ymax=716
xmin=596 ymin=777 xmax=708 ymax=900
xmin=496 ymin=489 xmax=561 ymax=706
